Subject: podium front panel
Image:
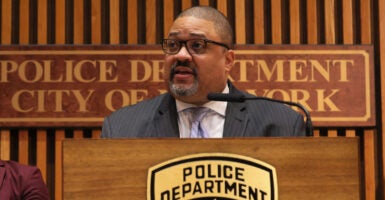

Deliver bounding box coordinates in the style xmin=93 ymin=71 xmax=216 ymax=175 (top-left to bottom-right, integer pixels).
xmin=62 ymin=137 xmax=361 ymax=199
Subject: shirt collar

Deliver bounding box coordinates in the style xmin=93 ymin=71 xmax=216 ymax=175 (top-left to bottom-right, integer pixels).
xmin=176 ymin=85 xmax=229 ymax=116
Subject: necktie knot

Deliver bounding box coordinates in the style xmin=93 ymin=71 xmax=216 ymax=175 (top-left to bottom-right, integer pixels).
xmin=186 ymin=107 xmax=210 ymax=138
xmin=190 ymin=107 xmax=210 ymax=122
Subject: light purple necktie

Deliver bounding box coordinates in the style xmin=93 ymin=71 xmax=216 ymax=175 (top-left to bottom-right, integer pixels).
xmin=189 ymin=107 xmax=210 ymax=138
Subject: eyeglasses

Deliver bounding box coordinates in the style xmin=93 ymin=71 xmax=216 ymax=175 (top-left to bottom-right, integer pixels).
xmin=161 ymin=39 xmax=230 ymax=55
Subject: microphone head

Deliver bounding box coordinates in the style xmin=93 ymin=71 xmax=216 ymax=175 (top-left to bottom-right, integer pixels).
xmin=207 ymin=93 xmax=245 ymax=102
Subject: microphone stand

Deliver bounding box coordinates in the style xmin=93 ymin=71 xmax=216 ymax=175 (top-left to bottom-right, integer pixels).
xmin=207 ymin=93 xmax=314 ymax=137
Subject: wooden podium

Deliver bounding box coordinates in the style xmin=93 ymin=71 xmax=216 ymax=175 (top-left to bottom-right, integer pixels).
xmin=62 ymin=137 xmax=361 ymax=199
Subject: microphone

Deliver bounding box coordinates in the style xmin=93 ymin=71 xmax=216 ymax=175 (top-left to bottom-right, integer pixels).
xmin=207 ymin=93 xmax=314 ymax=137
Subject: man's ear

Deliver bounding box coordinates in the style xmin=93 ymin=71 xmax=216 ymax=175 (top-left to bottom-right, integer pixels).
xmin=224 ymin=49 xmax=235 ymax=72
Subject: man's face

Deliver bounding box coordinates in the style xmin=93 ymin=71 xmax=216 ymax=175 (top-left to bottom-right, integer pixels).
xmin=164 ymin=16 xmax=234 ymax=105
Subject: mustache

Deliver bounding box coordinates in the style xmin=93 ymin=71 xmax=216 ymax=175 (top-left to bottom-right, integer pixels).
xmin=170 ymin=61 xmax=197 ymax=76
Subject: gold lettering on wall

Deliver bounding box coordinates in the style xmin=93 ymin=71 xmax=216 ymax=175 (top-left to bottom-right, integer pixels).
xmin=0 ymin=45 xmax=374 ymax=127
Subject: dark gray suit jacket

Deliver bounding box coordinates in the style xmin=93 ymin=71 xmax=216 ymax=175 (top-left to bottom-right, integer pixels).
xmin=101 ymin=83 xmax=306 ymax=138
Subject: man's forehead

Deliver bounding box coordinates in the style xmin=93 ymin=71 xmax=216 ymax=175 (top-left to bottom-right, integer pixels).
xmin=167 ymin=31 xmax=206 ymax=38
xmin=167 ymin=17 xmax=217 ymax=39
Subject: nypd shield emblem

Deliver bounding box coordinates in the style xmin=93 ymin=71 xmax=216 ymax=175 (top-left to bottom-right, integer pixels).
xmin=147 ymin=153 xmax=278 ymax=200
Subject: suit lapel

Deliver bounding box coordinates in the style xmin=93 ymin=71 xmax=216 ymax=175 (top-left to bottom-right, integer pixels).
xmin=150 ymin=94 xmax=180 ymax=137
xmin=223 ymin=101 xmax=248 ymax=137
xmin=223 ymin=83 xmax=249 ymax=137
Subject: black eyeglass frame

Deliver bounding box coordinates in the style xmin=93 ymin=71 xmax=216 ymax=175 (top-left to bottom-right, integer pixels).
xmin=161 ymin=39 xmax=230 ymax=55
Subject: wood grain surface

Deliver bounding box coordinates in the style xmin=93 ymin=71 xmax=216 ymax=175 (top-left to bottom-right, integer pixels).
xmin=63 ymin=137 xmax=361 ymax=200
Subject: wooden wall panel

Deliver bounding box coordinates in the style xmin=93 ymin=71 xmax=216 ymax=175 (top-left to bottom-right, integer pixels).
xmin=324 ymin=0 xmax=336 ymax=44
xmin=145 ymin=0 xmax=156 ymax=44
xmin=74 ymin=0 xmax=84 ymax=44
xmin=290 ymin=0 xmax=300 ymax=44
xmin=18 ymin=130 xmax=29 ymax=165
xmin=0 ymin=130 xmax=10 ymax=160
xmin=1 ymin=0 xmax=12 ymax=44
xmin=36 ymin=130 xmax=47 ymax=182
xmin=379 ymin=0 xmax=385 ymax=195
xmin=271 ymin=0 xmax=282 ymax=44
xmin=216 ymin=1 xmax=227 ymax=17
xmin=19 ymin=0 xmax=30 ymax=44
xmin=181 ymin=0 xmax=192 ymax=11
xmin=235 ymin=0 xmax=246 ymax=44
xmin=55 ymin=130 xmax=65 ymax=200
xmin=91 ymin=0 xmax=102 ymax=44
xmin=342 ymin=0 xmax=354 ymax=44
xmin=359 ymin=0 xmax=376 ymax=199
xmin=37 ymin=0 xmax=48 ymax=44
xmin=163 ymin=0 xmax=174 ymax=37
xmin=36 ymin=0 xmax=49 ymax=188
xmin=55 ymin=0 xmax=65 ymax=44
xmin=127 ymin=0 xmax=138 ymax=44
xmin=306 ymin=0 xmax=318 ymax=44
xmin=253 ymin=0 xmax=264 ymax=44
xmin=200 ymin=0 xmax=209 ymax=6
xmin=109 ymin=0 xmax=119 ymax=44
xmin=0 ymin=0 xmax=383 ymax=199
xmin=364 ymin=130 xmax=377 ymax=200
xmin=360 ymin=0 xmax=372 ymax=43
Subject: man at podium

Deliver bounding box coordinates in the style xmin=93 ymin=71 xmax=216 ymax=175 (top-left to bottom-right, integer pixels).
xmin=101 ymin=6 xmax=306 ymax=138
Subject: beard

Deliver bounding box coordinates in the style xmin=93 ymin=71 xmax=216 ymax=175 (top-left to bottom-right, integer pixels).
xmin=169 ymin=79 xmax=199 ymax=96
xmin=168 ymin=61 xmax=199 ymax=97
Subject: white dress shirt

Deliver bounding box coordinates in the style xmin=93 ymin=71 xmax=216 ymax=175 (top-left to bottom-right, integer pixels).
xmin=176 ymin=86 xmax=229 ymax=138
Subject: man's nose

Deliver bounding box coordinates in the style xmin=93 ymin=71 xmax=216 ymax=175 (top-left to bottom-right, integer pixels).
xmin=175 ymin=45 xmax=192 ymax=58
